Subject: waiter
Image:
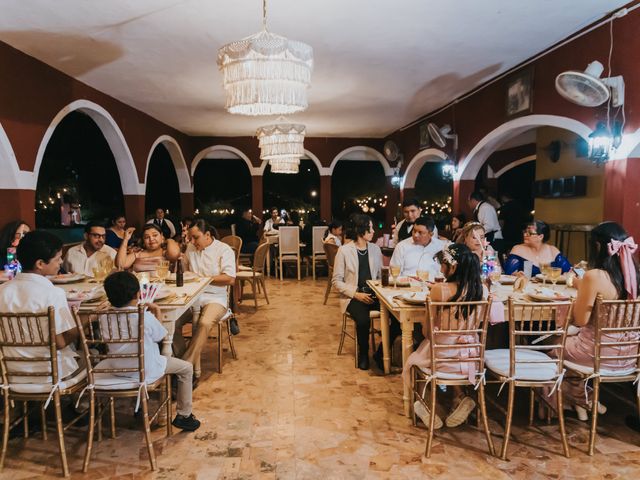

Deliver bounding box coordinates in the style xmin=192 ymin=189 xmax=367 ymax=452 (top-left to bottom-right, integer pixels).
xmin=392 ymin=198 xmax=422 ymax=245
xmin=147 ymin=207 xmax=176 ymax=239
xmin=468 ymin=191 xmax=502 ymax=243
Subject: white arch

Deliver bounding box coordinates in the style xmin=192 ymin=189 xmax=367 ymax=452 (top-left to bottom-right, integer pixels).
xmin=616 ymin=126 xmax=640 ymax=160
xmin=493 ymin=154 xmax=537 ymax=178
xmin=191 ymin=145 xmax=259 ymax=181
xmin=328 ymin=146 xmax=392 ymax=176
xmin=145 ymin=135 xmax=191 ymax=193
xmin=401 ymin=148 xmax=448 ymax=190
xmin=0 ymin=122 xmax=32 ymax=189
xmin=33 ymin=99 xmax=143 ymax=194
xmin=457 ymin=114 xmax=591 ymax=180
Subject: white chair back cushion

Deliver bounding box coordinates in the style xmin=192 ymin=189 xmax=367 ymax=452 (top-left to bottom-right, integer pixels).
xmin=279 ymin=227 xmax=300 ymax=254
xmin=312 ymin=226 xmax=328 ymax=254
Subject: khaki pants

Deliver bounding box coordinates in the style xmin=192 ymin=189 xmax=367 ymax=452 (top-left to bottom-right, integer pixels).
xmin=164 ymin=356 xmax=193 ymax=417
xmin=174 ymin=303 xmax=227 ymax=376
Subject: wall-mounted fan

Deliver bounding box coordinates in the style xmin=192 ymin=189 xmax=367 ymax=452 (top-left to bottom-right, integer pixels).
xmin=427 ymin=123 xmax=458 ymax=151
xmin=555 ymin=60 xmax=625 ymax=107
xmin=383 ymin=140 xmax=400 ymax=163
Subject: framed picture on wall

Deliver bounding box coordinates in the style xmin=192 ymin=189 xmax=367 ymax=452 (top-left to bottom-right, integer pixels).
xmin=505 ymin=68 xmax=533 ymax=118
xmin=418 ymin=122 xmax=430 ymax=149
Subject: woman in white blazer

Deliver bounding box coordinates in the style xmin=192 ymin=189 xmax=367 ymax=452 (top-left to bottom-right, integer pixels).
xmin=332 ymin=214 xmax=384 ymax=370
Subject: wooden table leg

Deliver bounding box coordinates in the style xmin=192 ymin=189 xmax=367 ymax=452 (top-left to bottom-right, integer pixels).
xmin=380 ymin=306 xmax=391 ymax=375
xmin=400 ymin=311 xmax=413 ymax=417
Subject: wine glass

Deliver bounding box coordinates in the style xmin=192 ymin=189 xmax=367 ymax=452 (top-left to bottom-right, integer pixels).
xmin=548 ymin=267 xmax=562 ymax=290
xmin=156 ymin=260 xmax=170 ymax=283
xmin=92 ymin=266 xmax=107 ymax=282
xmin=539 ymin=262 xmax=551 ymax=285
xmin=416 ymin=269 xmax=430 ymax=290
xmin=488 ymin=265 xmax=502 ymax=293
xmin=389 ymin=264 xmax=401 ymax=289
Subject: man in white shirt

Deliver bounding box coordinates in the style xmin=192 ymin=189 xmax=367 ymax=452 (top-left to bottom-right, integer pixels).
xmin=174 ymin=220 xmax=236 ymax=371
xmin=263 ymin=207 xmax=282 ymax=232
xmin=468 ymin=191 xmax=503 ymax=243
xmin=102 ymin=271 xmax=200 ymax=431
xmin=62 ymin=222 xmax=116 ymax=277
xmin=0 ymin=231 xmax=79 ymax=382
xmin=390 ymin=216 xmax=445 ymax=278
xmin=146 ymin=208 xmax=176 ymax=239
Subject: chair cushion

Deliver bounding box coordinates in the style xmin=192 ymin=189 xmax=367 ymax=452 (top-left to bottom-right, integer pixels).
xmin=236 ymin=271 xmax=262 ymax=278
xmin=9 ymin=369 xmax=87 ymax=394
xmin=369 ymin=311 xmax=381 ymax=319
xmin=93 ymin=371 xmax=164 ymax=390
xmin=485 ymin=349 xmax=558 ymax=381
xmin=238 ymin=265 xmax=252 ymax=271
xmin=563 ymin=359 xmax=637 ymax=377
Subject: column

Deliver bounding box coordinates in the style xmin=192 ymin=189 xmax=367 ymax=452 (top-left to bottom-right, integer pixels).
xmin=0 ymin=189 xmax=35 ymax=228
xmin=453 ymin=179 xmax=475 ymax=218
xmin=320 ymin=175 xmax=331 ymax=222
xmin=123 ymin=194 xmax=146 ymax=229
xmin=251 ymin=175 xmax=263 ymax=218
xmin=604 ymin=157 xmax=640 ymax=240
xmin=180 ymin=191 xmax=194 ymax=219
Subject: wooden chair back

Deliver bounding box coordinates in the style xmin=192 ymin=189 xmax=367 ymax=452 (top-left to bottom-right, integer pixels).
xmin=592 ymin=295 xmax=640 ymax=375
xmin=278 ymin=227 xmax=300 ymax=255
xmin=221 ymin=235 xmax=243 ymax=253
xmin=506 ymin=298 xmax=573 ymax=379
xmin=323 ymin=243 xmax=339 ymax=269
xmin=0 ymin=307 xmax=58 ymax=385
xmin=425 ymin=298 xmax=491 ymax=382
xmin=75 ymin=305 xmax=146 ymax=385
xmin=252 ymin=241 xmax=269 ymax=275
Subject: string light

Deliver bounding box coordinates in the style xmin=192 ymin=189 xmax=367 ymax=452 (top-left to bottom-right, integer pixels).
xmin=354 ymin=195 xmax=388 ymax=213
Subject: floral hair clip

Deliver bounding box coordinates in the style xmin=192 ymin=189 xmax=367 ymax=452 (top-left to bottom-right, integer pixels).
xmin=441 ymin=245 xmax=458 ymax=266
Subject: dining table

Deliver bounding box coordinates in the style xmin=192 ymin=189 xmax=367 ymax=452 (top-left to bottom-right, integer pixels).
xmin=367 ymin=276 xmax=578 ymax=417
xmin=58 ymin=275 xmax=212 ymax=357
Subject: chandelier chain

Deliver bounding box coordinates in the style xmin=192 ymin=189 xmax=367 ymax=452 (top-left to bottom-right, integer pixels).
xmin=263 ymin=0 xmax=268 ymax=31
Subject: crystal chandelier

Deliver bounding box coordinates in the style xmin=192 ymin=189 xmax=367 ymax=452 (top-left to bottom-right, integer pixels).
xmin=217 ymin=0 xmax=313 ymax=116
xmin=256 ymin=121 xmax=306 ymax=174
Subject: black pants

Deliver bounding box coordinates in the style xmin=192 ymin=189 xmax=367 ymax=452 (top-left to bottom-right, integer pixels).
xmin=346 ymin=298 xmax=401 ymax=356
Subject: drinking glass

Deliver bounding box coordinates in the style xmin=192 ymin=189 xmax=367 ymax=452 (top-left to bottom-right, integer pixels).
xmin=156 ymin=260 xmax=170 ymax=283
xmin=390 ymin=264 xmax=401 ymax=289
xmin=548 ymin=267 xmax=562 ymax=289
xmin=92 ymin=266 xmax=107 ymax=282
xmin=539 ymin=262 xmax=551 ymax=285
xmin=488 ymin=266 xmax=502 ymax=293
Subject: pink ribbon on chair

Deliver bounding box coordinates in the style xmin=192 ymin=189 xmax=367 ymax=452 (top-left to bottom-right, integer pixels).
xmin=455 ymin=334 xmax=479 ymax=385
xmin=608 ymin=237 xmax=638 ymax=299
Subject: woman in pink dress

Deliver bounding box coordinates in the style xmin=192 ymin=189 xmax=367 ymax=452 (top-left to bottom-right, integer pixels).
xmin=115 ymin=224 xmax=181 ymax=272
xmin=561 ymin=221 xmax=639 ymax=420
xmin=403 ymin=243 xmax=486 ymax=429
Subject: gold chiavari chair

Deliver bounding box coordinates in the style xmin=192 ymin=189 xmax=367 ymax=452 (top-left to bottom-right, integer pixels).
xmin=0 ymin=307 xmax=89 ymax=477
xmin=235 ymin=241 xmax=270 ymax=310
xmin=412 ymin=297 xmax=494 ymax=458
xmin=485 ymin=298 xmax=573 ymax=460
xmin=564 ymin=295 xmax=640 ymax=455
xmin=74 ymin=305 xmax=172 ymax=472
xmin=323 ymin=243 xmax=339 ymax=305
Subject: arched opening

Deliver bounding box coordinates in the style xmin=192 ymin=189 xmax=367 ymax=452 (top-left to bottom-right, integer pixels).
xmin=263 ymin=157 xmax=320 ymax=223
xmin=331 ymin=161 xmax=386 ymax=226
xmin=35 ymin=111 xmax=124 ymax=240
xmin=413 ymin=162 xmax=453 ymax=230
xmin=145 ymin=143 xmax=181 ymax=219
xmin=193 ymin=150 xmax=252 ymax=229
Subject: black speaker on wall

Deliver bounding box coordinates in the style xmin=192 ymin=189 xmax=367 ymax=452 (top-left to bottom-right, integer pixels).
xmin=534 ymin=175 xmax=587 ymax=198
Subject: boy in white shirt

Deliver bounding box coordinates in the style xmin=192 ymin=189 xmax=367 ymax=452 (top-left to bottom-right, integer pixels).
xmin=103 ymin=271 xmax=200 ymax=432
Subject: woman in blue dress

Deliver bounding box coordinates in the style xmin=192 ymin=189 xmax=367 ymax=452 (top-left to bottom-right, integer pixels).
xmin=503 ymin=220 xmax=571 ymax=275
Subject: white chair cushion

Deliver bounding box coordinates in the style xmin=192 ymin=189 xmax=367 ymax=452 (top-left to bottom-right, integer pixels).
xmin=236 ymin=271 xmax=262 ymax=278
xmin=93 ymin=372 xmax=163 ymax=390
xmin=369 ymin=311 xmax=381 ymax=319
xmin=417 ymin=367 xmax=467 ymax=380
xmin=238 ymin=265 xmax=252 ymax=271
xmin=563 ymin=359 xmax=637 ymax=377
xmin=9 ymin=369 xmax=87 ymax=394
xmin=485 ymin=349 xmax=558 ymax=381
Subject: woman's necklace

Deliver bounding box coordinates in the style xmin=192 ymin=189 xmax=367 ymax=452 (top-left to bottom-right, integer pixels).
xmin=357 ymin=248 xmax=368 ymax=256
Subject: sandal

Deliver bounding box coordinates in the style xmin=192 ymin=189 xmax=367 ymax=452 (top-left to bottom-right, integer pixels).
xmin=445 ymin=396 xmax=476 ymax=427
xmin=414 ymin=400 xmax=443 ymax=429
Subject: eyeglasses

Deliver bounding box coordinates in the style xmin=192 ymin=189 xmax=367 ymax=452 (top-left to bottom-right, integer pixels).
xmin=523 ymin=231 xmax=541 ymax=236
xmin=88 ymin=233 xmax=106 ymax=238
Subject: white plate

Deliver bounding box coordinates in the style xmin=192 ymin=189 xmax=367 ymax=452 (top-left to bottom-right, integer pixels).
xmin=66 ymin=288 xmax=105 ymax=302
xmin=526 ymin=289 xmax=571 ymax=302
xmin=166 ymin=272 xmax=199 ymax=283
xmin=0 ymin=274 xmax=11 ymax=284
xmin=499 ymin=275 xmax=517 ymax=285
xmin=535 ymin=273 xmax=567 ymax=284
xmin=153 ymin=288 xmax=173 ymax=301
xmin=49 ymin=273 xmax=85 ymax=284
xmin=399 ymin=291 xmax=428 ymax=305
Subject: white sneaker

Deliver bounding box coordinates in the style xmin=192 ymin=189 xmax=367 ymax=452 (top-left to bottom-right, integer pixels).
xmin=574 ymin=402 xmax=606 ymax=422
xmin=414 ymin=400 xmax=443 ymax=429
xmin=445 ymin=396 xmax=476 ymax=428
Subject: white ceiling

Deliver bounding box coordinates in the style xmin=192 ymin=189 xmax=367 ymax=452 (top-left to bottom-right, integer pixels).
xmin=0 ymin=0 xmax=628 ymax=138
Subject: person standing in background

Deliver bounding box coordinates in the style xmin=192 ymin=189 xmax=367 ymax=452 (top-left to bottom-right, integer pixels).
xmin=147 ymin=208 xmax=176 ymax=239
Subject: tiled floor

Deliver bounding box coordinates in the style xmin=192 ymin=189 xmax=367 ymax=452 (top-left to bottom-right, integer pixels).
xmin=2 ymin=277 xmax=640 ymax=479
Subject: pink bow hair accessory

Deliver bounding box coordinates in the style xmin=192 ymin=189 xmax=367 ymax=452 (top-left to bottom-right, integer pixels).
xmin=608 ymin=237 xmax=638 ymax=299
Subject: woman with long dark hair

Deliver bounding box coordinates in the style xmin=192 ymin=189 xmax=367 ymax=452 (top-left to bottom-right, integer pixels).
xmin=560 ymin=221 xmax=638 ymax=420
xmin=332 ymin=214 xmax=386 ymax=370
xmin=403 ymin=243 xmax=484 ymax=429
xmin=0 ymin=220 xmax=30 ymax=266
xmin=503 ymin=220 xmax=571 ymax=275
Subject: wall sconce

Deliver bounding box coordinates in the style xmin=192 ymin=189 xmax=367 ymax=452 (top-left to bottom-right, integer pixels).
xmin=588 ymin=122 xmax=613 ymax=166
xmin=390 ymin=167 xmax=401 ymax=188
xmin=441 ymin=158 xmax=457 ymax=180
